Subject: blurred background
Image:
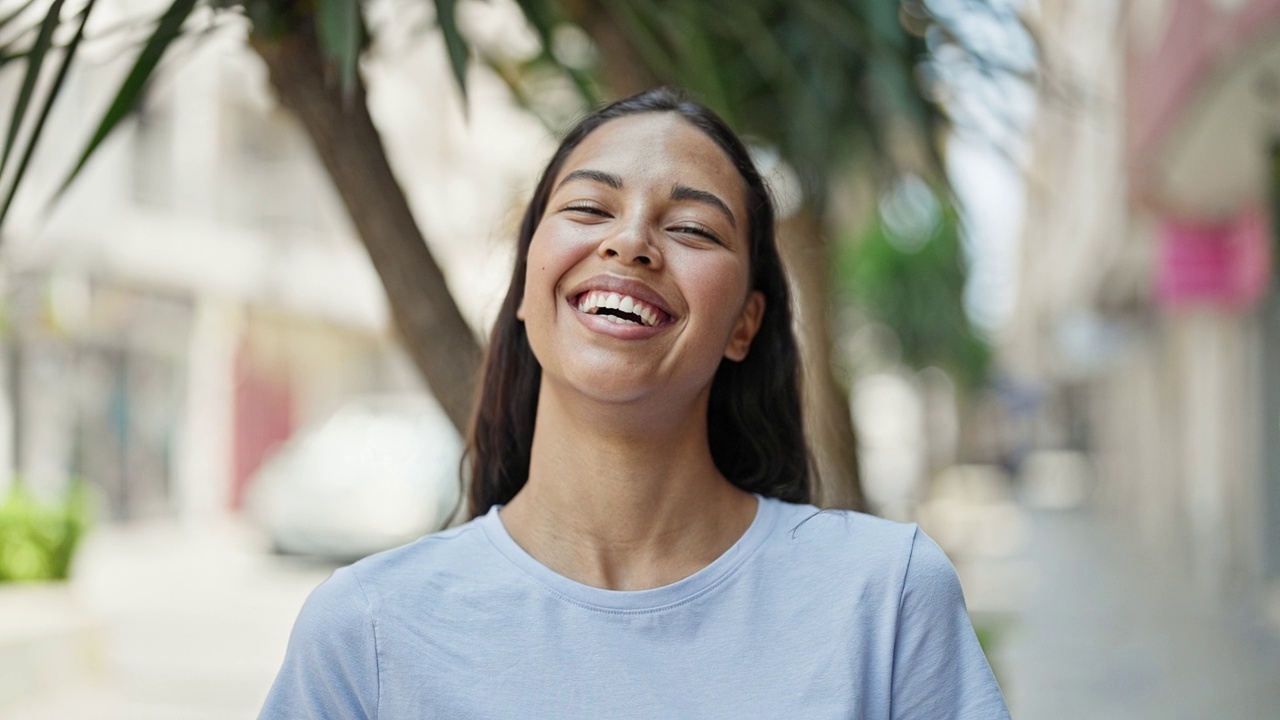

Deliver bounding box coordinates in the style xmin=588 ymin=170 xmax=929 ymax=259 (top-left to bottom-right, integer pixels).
xmin=0 ymin=0 xmax=1278 ymax=717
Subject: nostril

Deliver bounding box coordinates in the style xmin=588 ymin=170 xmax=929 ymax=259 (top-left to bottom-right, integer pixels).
xmin=637 ymin=255 xmax=651 ymax=265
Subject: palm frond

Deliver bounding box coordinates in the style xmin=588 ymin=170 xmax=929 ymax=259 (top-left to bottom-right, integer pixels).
xmin=0 ymin=0 xmax=65 ymax=182
xmin=57 ymin=0 xmax=198 ymax=199
xmin=316 ymin=0 xmax=360 ymax=98
xmin=432 ymin=0 xmax=470 ymax=102
xmin=0 ymin=0 xmax=95 ymax=228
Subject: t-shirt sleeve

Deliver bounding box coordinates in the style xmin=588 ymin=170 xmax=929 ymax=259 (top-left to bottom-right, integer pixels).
xmin=890 ymin=527 xmax=1009 ymax=720
xmin=259 ymin=566 xmax=380 ymax=720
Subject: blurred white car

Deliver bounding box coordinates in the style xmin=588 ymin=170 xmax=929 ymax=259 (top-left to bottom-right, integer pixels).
xmin=245 ymin=394 xmax=463 ymax=560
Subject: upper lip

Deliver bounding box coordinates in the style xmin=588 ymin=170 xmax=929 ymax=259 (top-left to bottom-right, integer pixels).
xmin=565 ymin=274 xmax=677 ymax=320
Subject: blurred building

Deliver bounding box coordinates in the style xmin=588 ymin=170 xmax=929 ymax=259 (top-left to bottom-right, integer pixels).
xmin=0 ymin=0 xmax=550 ymax=523
xmin=1007 ymin=0 xmax=1280 ymax=623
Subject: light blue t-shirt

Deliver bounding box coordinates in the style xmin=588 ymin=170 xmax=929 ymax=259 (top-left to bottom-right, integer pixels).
xmin=261 ymin=496 xmax=1009 ymax=719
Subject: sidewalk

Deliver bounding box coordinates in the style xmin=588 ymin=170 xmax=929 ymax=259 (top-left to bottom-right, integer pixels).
xmin=997 ymin=505 xmax=1280 ymax=719
xmin=0 ymin=519 xmax=333 ymax=719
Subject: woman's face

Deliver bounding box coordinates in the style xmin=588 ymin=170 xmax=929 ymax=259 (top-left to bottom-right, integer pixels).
xmin=518 ymin=112 xmax=765 ymax=407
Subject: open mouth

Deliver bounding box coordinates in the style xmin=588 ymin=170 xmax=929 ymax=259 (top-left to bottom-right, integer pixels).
xmin=574 ymin=290 xmax=669 ymax=327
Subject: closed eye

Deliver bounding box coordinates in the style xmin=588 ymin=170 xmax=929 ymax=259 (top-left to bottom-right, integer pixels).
xmin=671 ymin=223 xmax=724 ymax=245
xmin=562 ymin=203 xmax=611 ymax=218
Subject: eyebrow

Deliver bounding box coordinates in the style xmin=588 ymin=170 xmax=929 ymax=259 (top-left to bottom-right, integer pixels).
xmin=670 ymin=184 xmax=737 ymax=229
xmin=555 ymin=169 xmax=738 ymax=229
xmin=556 ymin=169 xmax=622 ymax=191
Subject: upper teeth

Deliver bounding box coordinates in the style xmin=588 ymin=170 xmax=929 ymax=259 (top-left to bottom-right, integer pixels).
xmin=576 ymin=290 xmax=662 ymax=327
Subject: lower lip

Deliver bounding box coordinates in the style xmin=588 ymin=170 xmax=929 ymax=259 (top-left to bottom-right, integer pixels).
xmin=567 ymin=298 xmax=669 ymax=339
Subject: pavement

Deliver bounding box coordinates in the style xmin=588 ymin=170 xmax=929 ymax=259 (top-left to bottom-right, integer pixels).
xmin=2 ymin=498 xmax=1279 ymax=718
xmin=995 ymin=506 xmax=1280 ymax=719
xmin=0 ymin=519 xmax=334 ymax=719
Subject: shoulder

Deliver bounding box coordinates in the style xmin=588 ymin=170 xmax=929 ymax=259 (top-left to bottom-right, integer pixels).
xmin=285 ymin=519 xmax=494 ymax=649
xmin=343 ymin=515 xmax=491 ymax=599
xmin=347 ymin=519 xmax=486 ymax=577
xmin=755 ymin=497 xmax=930 ymax=595
xmin=286 ymin=517 xmax=495 ymax=647
xmin=896 ymin=526 xmax=965 ymax=607
xmin=761 ymin=498 xmax=920 ymax=565
xmin=288 ymin=564 xmax=374 ymax=645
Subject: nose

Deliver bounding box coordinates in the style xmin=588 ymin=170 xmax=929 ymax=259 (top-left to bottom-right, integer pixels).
xmin=597 ymin=217 xmax=663 ymax=269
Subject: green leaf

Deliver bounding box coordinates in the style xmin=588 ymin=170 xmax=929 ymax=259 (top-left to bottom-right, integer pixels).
xmin=673 ymin=3 xmax=734 ymax=126
xmin=57 ymin=0 xmax=198 ymax=200
xmin=598 ymin=0 xmax=679 ymax=80
xmin=483 ymin=59 xmax=556 ymax=134
xmin=0 ymin=0 xmax=65 ymax=184
xmin=711 ymin=5 xmax=799 ymax=89
xmin=0 ymin=0 xmax=39 ymax=33
xmin=508 ymin=0 xmax=596 ymax=104
xmin=509 ymin=0 xmax=555 ymax=50
xmin=0 ymin=0 xmax=95 ymax=229
xmin=0 ymin=480 xmax=91 ymax=582
xmin=853 ymin=0 xmax=907 ymax=50
xmin=0 ymin=44 xmax=30 ymax=67
xmin=315 ymin=0 xmax=360 ymax=98
xmin=433 ymin=0 xmax=470 ymax=101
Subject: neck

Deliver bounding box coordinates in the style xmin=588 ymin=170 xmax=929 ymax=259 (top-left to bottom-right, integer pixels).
xmin=498 ymin=380 xmax=756 ymax=591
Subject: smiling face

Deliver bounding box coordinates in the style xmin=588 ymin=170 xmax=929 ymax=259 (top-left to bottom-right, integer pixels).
xmin=518 ymin=112 xmax=765 ymax=408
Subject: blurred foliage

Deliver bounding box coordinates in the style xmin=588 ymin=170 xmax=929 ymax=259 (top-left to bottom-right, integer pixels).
xmin=837 ymin=179 xmax=991 ymax=389
xmin=0 ymin=0 xmax=1031 ymax=227
xmin=551 ymin=0 xmax=950 ymax=197
xmin=973 ymin=619 xmax=1007 ymax=691
xmin=510 ymin=0 xmax=1036 ymax=206
xmin=0 ymin=480 xmax=89 ymax=582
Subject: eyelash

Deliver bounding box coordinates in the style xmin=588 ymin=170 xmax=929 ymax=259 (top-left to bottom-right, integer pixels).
xmin=563 ymin=203 xmax=608 ymax=217
xmin=671 ymin=223 xmax=723 ymax=245
xmin=561 ymin=204 xmax=724 ymax=245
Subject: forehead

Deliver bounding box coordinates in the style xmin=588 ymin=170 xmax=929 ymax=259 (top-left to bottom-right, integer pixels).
xmin=555 ymin=113 xmax=747 ymax=208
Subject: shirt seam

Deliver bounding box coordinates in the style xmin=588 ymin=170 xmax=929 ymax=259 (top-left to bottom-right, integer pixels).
xmin=348 ymin=566 xmax=382 ymax=720
xmin=486 ymin=528 xmax=761 ymax=615
xmin=896 ymin=524 xmax=920 ymax=615
xmin=412 ymin=522 xmax=481 ymax=544
xmin=478 ymin=503 xmax=780 ymax=615
xmin=889 ymin=523 xmax=921 ymax=718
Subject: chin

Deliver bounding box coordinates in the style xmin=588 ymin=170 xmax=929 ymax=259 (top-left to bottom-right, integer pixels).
xmin=563 ymin=371 xmax=659 ymax=406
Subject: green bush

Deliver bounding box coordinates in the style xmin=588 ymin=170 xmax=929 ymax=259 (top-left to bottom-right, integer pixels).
xmin=972 ymin=619 xmax=1009 ymax=690
xmin=0 ymin=482 xmax=90 ymax=582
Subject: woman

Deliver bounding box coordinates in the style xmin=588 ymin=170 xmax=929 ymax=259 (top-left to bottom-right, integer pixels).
xmin=261 ymin=88 xmax=1009 ymax=719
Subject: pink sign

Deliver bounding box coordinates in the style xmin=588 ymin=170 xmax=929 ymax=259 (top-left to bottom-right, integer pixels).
xmin=1156 ymin=206 xmax=1272 ymax=310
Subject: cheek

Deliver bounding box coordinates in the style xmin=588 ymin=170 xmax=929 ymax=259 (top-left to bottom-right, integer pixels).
xmin=522 ymin=234 xmax=559 ymax=303
xmin=520 ymin=262 xmax=551 ymax=320
xmin=688 ymin=259 xmax=752 ymax=322
xmin=520 ymin=224 xmax=592 ymax=326
xmin=526 ymin=221 xmax=595 ymax=283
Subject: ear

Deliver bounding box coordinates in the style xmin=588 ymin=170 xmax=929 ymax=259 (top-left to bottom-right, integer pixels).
xmin=724 ymin=291 xmax=765 ymax=362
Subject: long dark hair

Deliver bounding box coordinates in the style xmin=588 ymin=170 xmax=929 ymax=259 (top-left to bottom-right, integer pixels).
xmin=465 ymin=87 xmax=811 ymax=517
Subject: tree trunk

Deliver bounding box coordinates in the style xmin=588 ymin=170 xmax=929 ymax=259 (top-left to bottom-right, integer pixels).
xmin=249 ymin=33 xmax=482 ymax=433
xmin=779 ymin=207 xmax=864 ymax=511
